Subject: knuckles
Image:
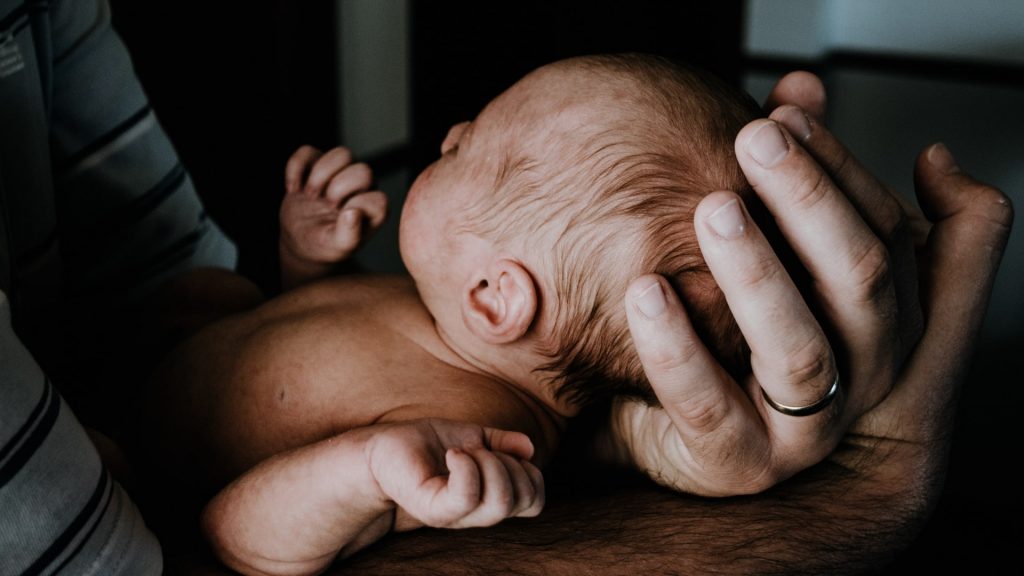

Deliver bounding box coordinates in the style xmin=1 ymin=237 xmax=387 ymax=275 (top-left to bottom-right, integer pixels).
xmin=667 ymin=386 xmax=732 ymax=437
xmin=846 ymin=238 xmax=894 ymax=306
xmin=643 ymin=336 xmax=703 ymax=375
xmin=789 ymin=167 xmax=833 ymax=213
xmin=735 ymin=251 xmax=783 ymax=291
xmin=878 ymin=197 xmax=909 ymax=247
xmin=776 ymin=337 xmax=835 ymax=391
xmin=971 ymin=182 xmax=1015 ymax=239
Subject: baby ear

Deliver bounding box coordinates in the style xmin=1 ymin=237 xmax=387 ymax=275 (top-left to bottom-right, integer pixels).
xmin=462 ymin=258 xmax=537 ymax=345
xmin=441 ymin=121 xmax=471 ymax=155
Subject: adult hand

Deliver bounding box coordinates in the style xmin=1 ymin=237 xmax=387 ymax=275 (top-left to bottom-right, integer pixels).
xmin=611 ymin=72 xmax=1013 ymax=496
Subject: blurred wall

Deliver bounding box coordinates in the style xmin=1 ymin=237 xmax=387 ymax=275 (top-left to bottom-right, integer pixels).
xmin=744 ymin=0 xmax=1024 ymax=347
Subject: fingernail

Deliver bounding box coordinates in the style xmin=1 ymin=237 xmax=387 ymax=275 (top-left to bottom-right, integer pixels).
xmin=927 ymin=143 xmax=960 ymax=175
xmin=748 ymin=121 xmax=789 ymax=167
xmin=707 ymin=199 xmax=746 ymax=239
xmin=777 ymin=106 xmax=812 ymax=141
xmin=633 ymin=280 xmax=666 ymax=319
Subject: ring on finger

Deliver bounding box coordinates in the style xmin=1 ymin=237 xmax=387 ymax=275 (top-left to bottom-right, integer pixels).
xmin=761 ymin=373 xmax=840 ymax=417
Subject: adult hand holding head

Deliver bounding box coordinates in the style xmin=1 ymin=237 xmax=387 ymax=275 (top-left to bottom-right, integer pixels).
xmin=611 ymin=72 xmax=1013 ymax=497
xmin=338 ymin=72 xmax=1011 ymax=576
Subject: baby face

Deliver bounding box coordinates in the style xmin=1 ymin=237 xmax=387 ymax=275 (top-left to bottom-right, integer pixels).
xmin=398 ymin=118 xmax=487 ymax=306
xmin=399 ymin=120 xmax=480 ymax=275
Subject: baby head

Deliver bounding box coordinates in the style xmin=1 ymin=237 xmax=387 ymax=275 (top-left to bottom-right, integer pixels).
xmin=400 ymin=53 xmax=761 ymax=409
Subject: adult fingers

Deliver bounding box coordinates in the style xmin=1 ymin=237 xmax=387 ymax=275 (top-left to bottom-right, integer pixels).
xmin=624 ymin=274 xmax=770 ymax=487
xmin=734 ymin=119 xmax=899 ymax=419
xmin=767 ymin=79 xmax=924 ymax=243
xmin=900 ymin=145 xmax=1013 ymax=429
xmin=770 ymin=106 xmax=905 ymax=236
xmin=763 ymin=71 xmax=827 ymax=122
xmin=693 ymin=191 xmax=843 ymax=470
xmin=284 ymin=145 xmax=322 ymax=195
xmin=770 ymin=104 xmax=925 ymax=369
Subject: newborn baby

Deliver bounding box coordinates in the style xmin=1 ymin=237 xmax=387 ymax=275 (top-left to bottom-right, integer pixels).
xmin=142 ymin=53 xmax=760 ymax=575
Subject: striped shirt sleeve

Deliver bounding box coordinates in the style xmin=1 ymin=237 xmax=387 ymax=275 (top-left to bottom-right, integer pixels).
xmin=3 ymin=1 xmax=237 ymax=574
xmin=47 ymin=0 xmax=236 ymax=313
xmin=0 ymin=291 xmax=163 ymax=575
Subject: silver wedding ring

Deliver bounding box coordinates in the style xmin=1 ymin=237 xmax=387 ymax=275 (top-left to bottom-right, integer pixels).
xmin=761 ymin=373 xmax=840 ymax=417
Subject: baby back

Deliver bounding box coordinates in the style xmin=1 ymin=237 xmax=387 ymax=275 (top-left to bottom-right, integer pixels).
xmin=141 ymin=274 xmax=512 ymax=491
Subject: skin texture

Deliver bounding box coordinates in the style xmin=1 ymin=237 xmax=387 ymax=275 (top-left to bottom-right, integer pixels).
xmin=279 ymin=146 xmax=388 ymax=290
xmin=331 ymin=72 xmax=1011 ymax=575
xmin=159 ymin=70 xmax=1013 ymax=575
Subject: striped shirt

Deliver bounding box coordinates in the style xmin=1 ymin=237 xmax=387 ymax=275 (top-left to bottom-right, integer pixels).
xmin=1 ymin=0 xmax=236 ymax=573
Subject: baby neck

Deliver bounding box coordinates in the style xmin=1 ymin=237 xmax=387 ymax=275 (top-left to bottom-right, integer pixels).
xmin=428 ymin=320 xmax=580 ymax=421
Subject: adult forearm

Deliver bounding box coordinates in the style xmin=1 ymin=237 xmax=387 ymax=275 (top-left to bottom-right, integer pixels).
xmin=337 ymin=450 xmax=934 ymax=576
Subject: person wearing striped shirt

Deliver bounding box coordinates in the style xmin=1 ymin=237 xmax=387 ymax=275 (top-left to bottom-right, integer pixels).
xmin=1 ymin=1 xmax=1014 ymax=575
xmin=1 ymin=1 xmax=235 ymax=573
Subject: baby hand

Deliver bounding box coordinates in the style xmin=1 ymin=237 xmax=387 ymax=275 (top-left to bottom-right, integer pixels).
xmin=279 ymin=146 xmax=387 ymax=283
xmin=364 ymin=419 xmax=544 ymax=531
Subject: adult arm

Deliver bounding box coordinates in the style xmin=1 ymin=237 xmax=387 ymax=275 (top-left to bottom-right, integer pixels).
xmin=0 ymin=291 xmax=162 ymax=575
xmin=2 ymin=0 xmax=236 ymax=573
xmin=328 ymin=75 xmax=1013 ymax=574
xmin=45 ymin=0 xmax=238 ymax=428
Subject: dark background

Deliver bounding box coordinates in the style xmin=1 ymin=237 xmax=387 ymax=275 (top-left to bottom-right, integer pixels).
xmin=108 ymin=1 xmax=1020 ymax=573
xmin=108 ymin=1 xmax=745 ymax=290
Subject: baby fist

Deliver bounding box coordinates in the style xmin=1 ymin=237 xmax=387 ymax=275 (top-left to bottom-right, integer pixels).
xmin=366 ymin=419 xmax=545 ymax=531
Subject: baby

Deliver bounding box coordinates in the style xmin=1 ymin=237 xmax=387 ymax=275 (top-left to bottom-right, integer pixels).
xmin=141 ymin=53 xmax=761 ymax=575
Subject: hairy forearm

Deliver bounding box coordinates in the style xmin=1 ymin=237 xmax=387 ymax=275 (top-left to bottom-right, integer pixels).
xmin=336 ymin=444 xmax=938 ymax=576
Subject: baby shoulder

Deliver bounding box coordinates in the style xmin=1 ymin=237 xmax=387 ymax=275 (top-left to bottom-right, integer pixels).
xmin=375 ymin=379 xmax=560 ymax=461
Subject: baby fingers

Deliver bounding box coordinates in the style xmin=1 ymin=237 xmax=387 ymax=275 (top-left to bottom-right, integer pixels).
xmin=284 ymin=145 xmax=322 ymax=195
xmin=495 ymin=452 xmax=544 ymax=518
xmin=482 ymin=427 xmax=534 ymax=462
xmin=340 ymin=190 xmax=388 ymax=230
xmin=445 ymin=448 xmax=522 ymax=528
xmin=324 ymin=162 xmax=374 ymax=203
xmin=436 ymin=447 xmax=483 ymax=520
xmin=303 ymin=147 xmax=355 ymax=196
xmin=327 ymin=191 xmax=387 ymax=255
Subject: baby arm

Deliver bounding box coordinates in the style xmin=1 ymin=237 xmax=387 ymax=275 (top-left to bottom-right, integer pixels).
xmin=202 ymin=419 xmax=543 ymax=576
xmin=279 ymin=146 xmax=388 ymax=291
